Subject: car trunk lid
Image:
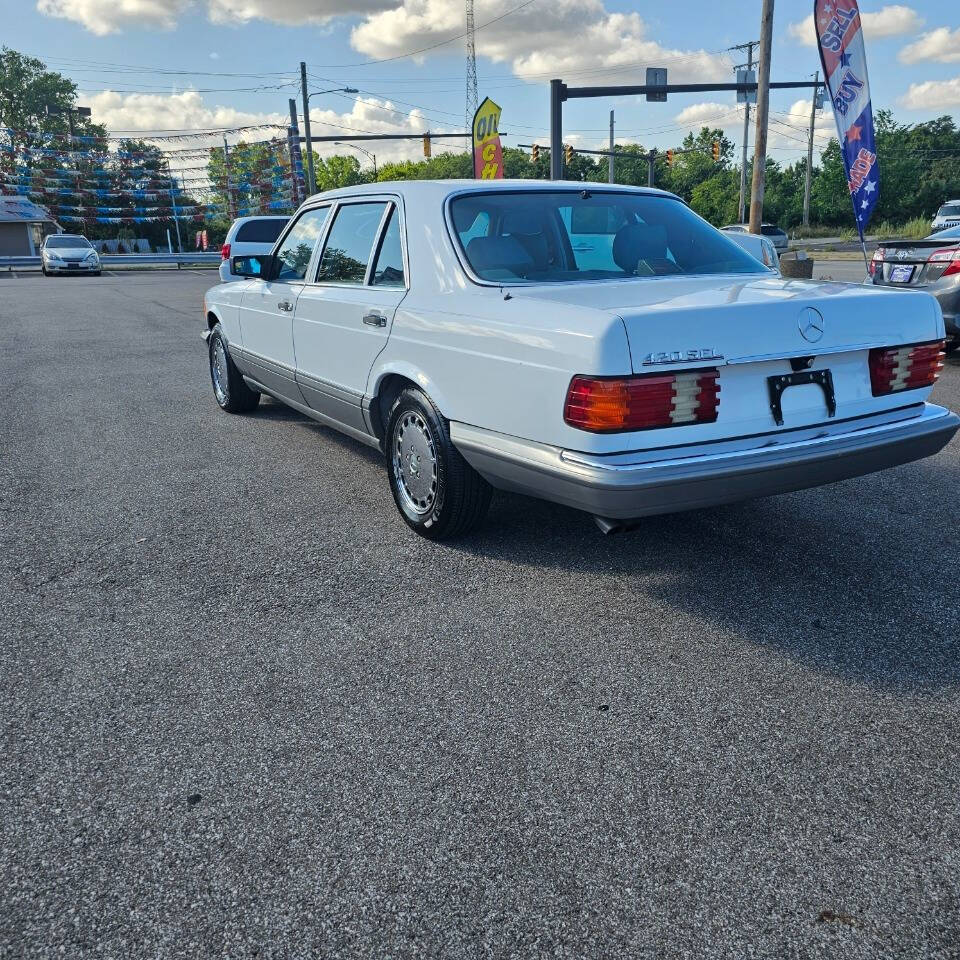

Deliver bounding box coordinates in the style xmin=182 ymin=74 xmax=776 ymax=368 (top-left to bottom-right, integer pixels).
xmin=875 ymin=239 xmax=960 ymax=286
xmin=510 ymin=275 xmax=941 ymax=446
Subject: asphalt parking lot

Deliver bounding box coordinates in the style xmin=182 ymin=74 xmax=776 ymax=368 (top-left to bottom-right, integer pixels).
xmin=2 ymin=271 xmax=959 ymax=959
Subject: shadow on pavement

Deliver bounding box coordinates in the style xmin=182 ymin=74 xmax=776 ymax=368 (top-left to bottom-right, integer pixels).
xmin=451 ymin=457 xmax=960 ymax=693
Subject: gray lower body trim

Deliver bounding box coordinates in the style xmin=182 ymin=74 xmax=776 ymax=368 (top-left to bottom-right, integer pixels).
xmin=232 ymin=346 xmax=304 ymax=405
xmin=451 ymin=404 xmax=960 ymax=520
xmin=296 ymin=370 xmax=368 ymax=435
xmin=242 ymin=375 xmax=381 ymax=451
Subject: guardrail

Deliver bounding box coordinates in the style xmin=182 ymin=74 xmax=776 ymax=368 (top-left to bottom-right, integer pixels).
xmin=1 ymin=253 xmax=221 ymax=270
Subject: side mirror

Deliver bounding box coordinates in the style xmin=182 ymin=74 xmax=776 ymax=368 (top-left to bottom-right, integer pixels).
xmin=232 ymin=254 xmax=271 ymax=279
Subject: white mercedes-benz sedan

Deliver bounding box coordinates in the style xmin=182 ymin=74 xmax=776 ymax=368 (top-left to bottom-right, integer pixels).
xmin=202 ymin=180 xmax=958 ymax=539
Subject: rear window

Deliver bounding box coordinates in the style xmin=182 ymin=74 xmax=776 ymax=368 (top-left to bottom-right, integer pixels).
xmin=449 ymin=190 xmax=766 ymax=283
xmin=235 ymin=219 xmax=287 ymax=243
xmin=760 ymin=225 xmax=785 ymax=237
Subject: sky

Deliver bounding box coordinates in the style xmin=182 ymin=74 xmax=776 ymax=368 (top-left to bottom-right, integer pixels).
xmin=3 ymin=0 xmax=959 ymax=172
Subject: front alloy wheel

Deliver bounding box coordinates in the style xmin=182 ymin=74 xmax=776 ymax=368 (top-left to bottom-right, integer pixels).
xmin=208 ymin=324 xmax=260 ymax=414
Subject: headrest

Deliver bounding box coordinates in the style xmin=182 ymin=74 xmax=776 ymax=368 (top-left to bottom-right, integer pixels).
xmin=465 ymin=235 xmax=534 ymax=276
xmin=612 ymin=223 xmax=669 ymax=273
xmin=501 ymin=210 xmax=539 ymax=234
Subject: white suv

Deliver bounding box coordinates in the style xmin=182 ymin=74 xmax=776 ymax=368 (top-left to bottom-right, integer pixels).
xmin=932 ymin=201 xmax=960 ymax=233
xmin=219 ymin=216 xmax=289 ymax=282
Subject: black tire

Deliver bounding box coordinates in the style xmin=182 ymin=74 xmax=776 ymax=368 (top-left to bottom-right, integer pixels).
xmin=93 ymin=271 xmax=102 ymax=277
xmin=208 ymin=324 xmax=260 ymax=414
xmin=946 ymin=340 xmax=959 ymax=355
xmin=385 ymin=387 xmax=491 ymax=540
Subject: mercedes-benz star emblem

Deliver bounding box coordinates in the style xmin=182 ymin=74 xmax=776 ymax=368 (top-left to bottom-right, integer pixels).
xmin=798 ymin=306 xmax=825 ymax=343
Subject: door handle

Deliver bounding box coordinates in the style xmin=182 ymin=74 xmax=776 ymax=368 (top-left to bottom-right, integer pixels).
xmin=277 ymin=299 xmax=293 ymax=312
xmin=363 ymin=312 xmax=387 ymax=327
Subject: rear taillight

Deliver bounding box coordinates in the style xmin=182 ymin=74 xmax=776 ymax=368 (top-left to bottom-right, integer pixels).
xmin=564 ymin=370 xmax=721 ymax=432
xmin=929 ymin=247 xmax=960 ymax=277
xmin=869 ymin=247 xmax=884 ymax=277
xmin=868 ymin=341 xmax=946 ymax=395
xmin=220 ymin=242 xmax=231 ymax=261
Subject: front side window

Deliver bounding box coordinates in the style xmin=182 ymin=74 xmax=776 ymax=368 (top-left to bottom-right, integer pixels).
xmin=450 ymin=190 xmax=767 ymax=284
xmin=371 ymin=207 xmax=405 ymax=287
xmin=274 ymin=207 xmax=329 ymax=282
xmin=316 ymin=202 xmax=388 ymax=284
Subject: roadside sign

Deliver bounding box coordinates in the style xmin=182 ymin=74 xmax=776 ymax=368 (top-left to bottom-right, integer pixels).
xmin=473 ymin=97 xmax=504 ymax=180
xmin=645 ymin=67 xmax=667 ymax=102
xmin=737 ymin=69 xmax=757 ymax=104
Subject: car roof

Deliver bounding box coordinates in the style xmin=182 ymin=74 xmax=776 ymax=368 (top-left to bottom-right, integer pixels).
xmin=302 ymin=178 xmax=682 ymax=208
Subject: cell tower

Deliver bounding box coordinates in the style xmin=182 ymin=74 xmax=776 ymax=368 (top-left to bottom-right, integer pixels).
xmin=466 ymin=0 xmax=478 ymax=129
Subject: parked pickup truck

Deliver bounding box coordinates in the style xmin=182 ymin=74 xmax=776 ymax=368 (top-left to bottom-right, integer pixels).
xmin=202 ymin=180 xmax=958 ymax=539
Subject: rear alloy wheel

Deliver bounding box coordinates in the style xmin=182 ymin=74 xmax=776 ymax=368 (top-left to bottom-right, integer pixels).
xmin=208 ymin=324 xmax=260 ymax=414
xmin=386 ymin=387 xmax=491 ymax=540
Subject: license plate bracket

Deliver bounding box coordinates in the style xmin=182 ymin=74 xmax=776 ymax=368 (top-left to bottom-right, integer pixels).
xmin=889 ymin=264 xmax=914 ymax=283
xmin=767 ymin=369 xmax=836 ymax=427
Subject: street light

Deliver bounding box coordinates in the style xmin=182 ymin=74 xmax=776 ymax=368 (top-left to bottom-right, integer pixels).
xmin=45 ymin=103 xmax=91 ymax=139
xmin=334 ymin=141 xmax=377 ymax=179
xmin=299 ymin=70 xmax=359 ymax=195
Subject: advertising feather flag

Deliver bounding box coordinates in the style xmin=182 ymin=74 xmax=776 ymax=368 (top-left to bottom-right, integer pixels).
xmin=814 ymin=1 xmax=879 ymax=241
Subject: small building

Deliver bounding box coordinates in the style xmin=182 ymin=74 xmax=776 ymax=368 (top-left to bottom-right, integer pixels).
xmin=0 ymin=196 xmax=57 ymax=256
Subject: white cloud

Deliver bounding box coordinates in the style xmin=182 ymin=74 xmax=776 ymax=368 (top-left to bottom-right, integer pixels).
xmin=85 ymin=90 xmax=440 ymax=172
xmin=899 ymin=27 xmax=960 ymax=64
xmin=673 ymin=102 xmax=743 ymax=129
xmin=899 ymin=76 xmax=960 ymax=110
xmin=36 ymin=0 xmax=192 ymax=34
xmin=788 ymin=4 xmax=923 ymax=47
xmin=351 ymin=0 xmax=730 ymax=83
xmin=207 ymin=0 xmax=390 ymax=27
xmin=669 ymin=99 xmax=836 ymax=156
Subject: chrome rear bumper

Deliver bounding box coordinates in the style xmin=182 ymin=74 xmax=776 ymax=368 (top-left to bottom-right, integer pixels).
xmin=451 ymin=403 xmax=960 ymax=521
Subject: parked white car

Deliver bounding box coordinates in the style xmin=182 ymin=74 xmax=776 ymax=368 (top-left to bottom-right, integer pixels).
xmin=202 ymin=180 xmax=958 ymax=539
xmin=219 ymin=215 xmax=289 ymax=282
xmin=932 ymin=200 xmax=960 ymax=233
xmin=722 ymin=222 xmax=789 ymax=254
xmin=721 ymin=231 xmax=780 ymax=272
xmin=41 ymin=234 xmax=101 ymax=276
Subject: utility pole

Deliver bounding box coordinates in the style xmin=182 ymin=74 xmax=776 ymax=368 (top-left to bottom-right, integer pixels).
xmin=300 ymin=61 xmax=315 ymax=196
xmin=223 ymin=134 xmax=236 ymax=220
xmin=749 ymin=0 xmax=774 ymax=234
xmin=169 ymin=177 xmax=183 ymax=253
xmin=731 ymin=40 xmax=757 ymax=223
xmin=803 ymin=70 xmax=820 ymax=228
xmin=608 ymin=110 xmax=615 ymax=183
xmin=647 ymin=150 xmax=656 ymax=188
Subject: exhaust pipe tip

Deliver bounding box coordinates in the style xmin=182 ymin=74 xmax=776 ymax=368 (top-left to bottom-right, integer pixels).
xmin=593 ymin=515 xmax=624 ymax=535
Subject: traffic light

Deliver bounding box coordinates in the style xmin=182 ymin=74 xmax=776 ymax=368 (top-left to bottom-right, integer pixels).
xmin=666 ymin=149 xmax=674 ymax=167
xmin=531 ymin=144 xmax=539 ymax=163
xmin=564 ymin=143 xmax=574 ymax=165
xmin=711 ymin=140 xmax=720 ymax=162
xmin=423 ymin=134 xmax=431 ymax=158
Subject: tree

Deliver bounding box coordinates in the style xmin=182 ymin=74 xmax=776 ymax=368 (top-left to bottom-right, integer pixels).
xmin=313 ymin=154 xmax=370 ymax=191
xmin=0 ymin=47 xmax=105 ymax=140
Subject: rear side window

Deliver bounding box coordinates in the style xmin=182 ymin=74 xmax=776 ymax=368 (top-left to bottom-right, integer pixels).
xmin=274 ymin=207 xmax=329 ymax=282
xmin=316 ymin=202 xmax=388 ymax=284
xmin=235 ymin=219 xmax=287 ymax=243
xmin=371 ymin=207 xmax=405 ymax=287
